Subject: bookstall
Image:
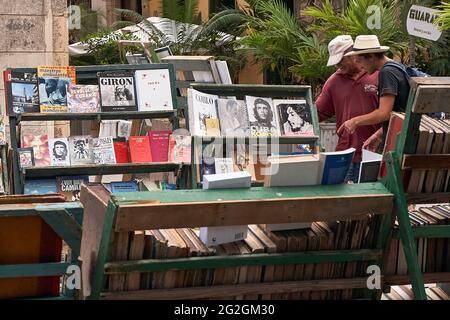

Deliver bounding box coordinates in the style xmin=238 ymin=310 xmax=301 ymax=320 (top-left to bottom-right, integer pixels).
xmin=4 ymin=63 xmax=187 ymax=195
xmin=382 ymin=77 xmax=450 ymax=299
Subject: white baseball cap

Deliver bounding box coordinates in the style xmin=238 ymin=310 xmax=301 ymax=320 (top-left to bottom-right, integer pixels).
xmin=327 ymin=35 xmax=354 ymax=66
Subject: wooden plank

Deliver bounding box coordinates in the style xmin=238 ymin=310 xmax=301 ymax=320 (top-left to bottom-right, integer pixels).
xmin=412 ymin=85 xmax=450 ymax=113
xmin=0 ymin=262 xmax=71 ymax=278
xmin=407 ymin=192 xmax=450 ymax=204
xmin=24 ymin=163 xmax=181 ymax=178
xmin=402 ymin=154 xmax=450 ymax=170
xmin=101 ymin=277 xmax=372 ymax=300
xmin=39 ymin=209 xmax=82 ymax=257
xmin=385 ymin=272 xmax=450 ymax=286
xmin=413 ymin=225 xmax=450 ymax=238
xmin=0 ymin=202 xmax=82 ymax=217
xmin=410 ymin=77 xmax=450 ymax=89
xmin=115 ymin=194 xmax=392 ymax=231
xmin=104 ymin=249 xmax=382 ymax=274
xmin=0 ymin=194 xmax=66 ymax=204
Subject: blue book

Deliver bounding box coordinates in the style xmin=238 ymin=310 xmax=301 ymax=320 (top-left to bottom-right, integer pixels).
xmin=111 ymin=181 xmax=139 ymax=193
xmin=319 ymin=148 xmax=355 ymax=185
xmin=24 ymin=179 xmax=57 ymax=195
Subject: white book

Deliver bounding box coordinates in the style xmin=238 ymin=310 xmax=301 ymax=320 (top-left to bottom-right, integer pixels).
xmin=48 ymin=138 xmax=71 ymax=166
xmin=215 ymin=60 xmax=233 ymax=84
xmin=92 ymin=136 xmax=116 ymax=165
xmin=245 ymin=95 xmax=279 ymax=137
xmin=69 ymin=136 xmax=93 ymax=165
xmin=216 ymin=98 xmax=249 ymax=136
xmin=200 ymin=171 xmax=250 ymax=246
xmin=99 ymin=120 xmax=118 ymax=138
xmin=358 ymin=149 xmax=382 ymax=183
xmin=135 ymin=69 xmax=174 ymax=111
xmin=187 ymin=88 xmax=219 ymax=136
xmin=264 ymin=154 xmax=320 ymax=187
xmin=214 ymin=158 xmax=234 ymax=174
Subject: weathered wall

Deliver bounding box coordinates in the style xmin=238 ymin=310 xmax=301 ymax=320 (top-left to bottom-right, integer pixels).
xmin=0 ymin=0 xmax=69 ymax=116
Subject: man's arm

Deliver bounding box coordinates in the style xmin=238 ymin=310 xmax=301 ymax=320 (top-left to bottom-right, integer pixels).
xmin=315 ymin=89 xmax=335 ymax=122
xmin=337 ymin=95 xmax=395 ymax=134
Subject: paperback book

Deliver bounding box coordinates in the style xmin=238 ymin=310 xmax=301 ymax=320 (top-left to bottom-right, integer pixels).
xmin=113 ymin=141 xmax=129 ymax=163
xmin=216 ymin=98 xmax=249 ymax=136
xmin=187 ymin=88 xmax=219 ymax=136
xmin=67 ymin=84 xmax=100 ymax=113
xmin=48 ymin=138 xmax=70 ymax=166
xmin=111 ymin=181 xmax=139 ymax=193
xmin=6 ymin=70 xmax=40 ymax=114
xmin=148 ymin=130 xmax=171 ymax=162
xmin=98 ymin=71 xmax=137 ymax=112
xmin=214 ymin=158 xmax=234 ymax=174
xmin=129 ymin=136 xmax=152 ymax=163
xmin=358 ymin=149 xmax=382 ymax=183
xmin=245 ymin=96 xmax=278 ymax=137
xmin=37 ymin=66 xmax=76 ymax=113
xmin=20 ymin=123 xmax=53 ymax=167
xmin=92 ymin=136 xmax=116 ymax=165
xmin=56 ymin=175 xmax=89 ymax=201
xmin=319 ymin=148 xmax=356 ymax=185
xmin=273 ymin=99 xmax=314 ymax=136
xmin=168 ymin=132 xmax=191 ymax=164
xmin=135 ymin=69 xmax=173 ymax=111
xmin=24 ymin=179 xmax=57 ymax=195
xmin=69 ymin=136 xmax=93 ymax=165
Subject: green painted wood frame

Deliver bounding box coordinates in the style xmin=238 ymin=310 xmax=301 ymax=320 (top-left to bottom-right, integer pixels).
xmin=6 ymin=64 xmax=185 ymax=194
xmin=0 ymin=202 xmax=83 ymax=299
xmin=382 ymin=78 xmax=450 ymax=299
xmin=186 ymin=84 xmax=321 ymax=189
xmin=89 ymin=182 xmax=394 ymax=299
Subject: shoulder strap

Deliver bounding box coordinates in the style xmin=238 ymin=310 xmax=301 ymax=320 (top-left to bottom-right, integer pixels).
xmin=383 ymin=61 xmax=410 ymax=80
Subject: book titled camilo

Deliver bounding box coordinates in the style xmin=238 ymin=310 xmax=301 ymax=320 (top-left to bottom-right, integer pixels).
xmin=129 ymin=136 xmax=152 ymax=163
xmin=148 ymin=130 xmax=171 ymax=162
xmin=319 ymin=148 xmax=356 ymax=185
xmin=56 ymin=175 xmax=89 ymax=201
xmin=187 ymin=88 xmax=219 ymax=136
xmin=37 ymin=66 xmax=76 ymax=113
xmin=67 ymin=84 xmax=100 ymax=113
xmin=5 ymin=70 xmax=40 ymax=115
xmin=92 ymin=136 xmax=116 ymax=165
xmin=98 ymin=71 xmax=137 ymax=112
xmin=135 ymin=69 xmax=173 ymax=111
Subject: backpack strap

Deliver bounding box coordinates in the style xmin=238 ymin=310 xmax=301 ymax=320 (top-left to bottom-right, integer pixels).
xmin=383 ymin=61 xmax=410 ymax=80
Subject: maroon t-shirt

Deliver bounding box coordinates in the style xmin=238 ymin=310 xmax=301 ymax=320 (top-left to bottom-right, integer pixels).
xmin=315 ymin=70 xmax=380 ymax=163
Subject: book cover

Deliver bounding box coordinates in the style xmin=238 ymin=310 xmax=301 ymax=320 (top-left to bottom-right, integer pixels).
xmin=18 ymin=148 xmax=35 ymax=169
xmin=24 ymin=179 xmax=57 ymax=195
xmin=135 ymin=69 xmax=174 ymax=111
xmin=168 ymin=133 xmax=191 ymax=164
xmin=56 ymin=175 xmax=89 ymax=201
xmin=98 ymin=71 xmax=137 ymax=112
xmin=37 ymin=66 xmax=76 ymax=113
xmin=111 ymin=181 xmax=139 ymax=193
xmin=92 ymin=136 xmax=117 ymax=165
xmin=67 ymin=84 xmax=100 ymax=113
xmin=245 ymin=95 xmax=278 ymax=137
xmin=273 ymin=99 xmax=314 ymax=136
xmin=129 ymin=136 xmax=152 ymax=163
xmin=6 ymin=71 xmax=39 ymax=114
xmin=187 ymin=88 xmax=219 ymax=136
xmin=117 ymin=120 xmax=132 ymax=139
xmin=99 ymin=120 xmax=118 ymax=138
xmin=358 ymin=149 xmax=382 ymax=183
xmin=113 ymin=141 xmax=129 ymax=163
xmin=233 ymin=145 xmax=256 ymax=181
xmin=148 ymin=130 xmax=171 ymax=162
xmin=216 ymin=98 xmax=249 ymax=136
xmin=264 ymin=154 xmax=320 ymax=187
xmin=69 ymin=136 xmax=93 ymax=165
xmin=214 ymin=158 xmax=234 ymax=174
xmin=21 ymin=125 xmax=52 ymax=167
xmin=205 ymin=118 xmax=221 ymax=136
xmin=319 ymin=148 xmax=356 ymax=185
xmin=48 ymin=138 xmax=70 ymax=166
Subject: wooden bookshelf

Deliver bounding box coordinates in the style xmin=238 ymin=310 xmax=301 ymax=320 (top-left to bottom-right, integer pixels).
xmin=11 ymin=111 xmax=177 ymax=122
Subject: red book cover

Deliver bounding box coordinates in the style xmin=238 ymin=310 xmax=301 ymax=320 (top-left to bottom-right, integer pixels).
xmin=113 ymin=141 xmax=129 ymax=163
xmin=380 ymin=112 xmax=404 ymax=178
xmin=148 ymin=130 xmax=171 ymax=162
xmin=129 ymin=136 xmax=152 ymax=163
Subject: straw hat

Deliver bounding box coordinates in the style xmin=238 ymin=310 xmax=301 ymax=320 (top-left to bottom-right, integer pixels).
xmin=326 ymin=35 xmax=354 ymax=66
xmin=344 ymin=35 xmax=389 ymax=56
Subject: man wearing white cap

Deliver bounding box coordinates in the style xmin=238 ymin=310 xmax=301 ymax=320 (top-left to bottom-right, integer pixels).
xmin=337 ymin=35 xmax=410 ymax=152
xmin=316 ymin=35 xmax=380 ymax=182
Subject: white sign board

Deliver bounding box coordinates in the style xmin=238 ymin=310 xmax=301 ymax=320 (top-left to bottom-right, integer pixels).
xmin=406 ymin=5 xmax=442 ymax=41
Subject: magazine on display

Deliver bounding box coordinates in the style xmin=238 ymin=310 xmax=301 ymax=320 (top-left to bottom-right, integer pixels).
xmin=216 ymin=98 xmax=249 ymax=136
xmin=67 ymin=84 xmax=100 ymax=113
xmin=98 ymin=71 xmax=137 ymax=112
xmin=37 ymin=66 xmax=76 ymax=113
xmin=245 ymin=96 xmax=278 ymax=137
xmin=273 ymin=99 xmax=314 ymax=136
xmin=92 ymin=136 xmax=117 ymax=165
xmin=6 ymin=70 xmax=40 ymax=114
xmin=20 ymin=122 xmax=54 ymax=167
xmin=69 ymin=136 xmax=93 ymax=165
xmin=187 ymin=88 xmax=219 ymax=136
xmin=56 ymin=175 xmax=89 ymax=201
xmin=135 ymin=69 xmax=174 ymax=111
xmin=48 ymin=138 xmax=71 ymax=166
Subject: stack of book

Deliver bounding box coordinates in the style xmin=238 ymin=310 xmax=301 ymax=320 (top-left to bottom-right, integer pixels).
xmin=382 ymin=285 xmax=449 ymax=300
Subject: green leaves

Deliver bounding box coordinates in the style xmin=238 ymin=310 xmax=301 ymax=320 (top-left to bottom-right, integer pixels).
xmin=435 ymin=1 xmax=450 ymax=31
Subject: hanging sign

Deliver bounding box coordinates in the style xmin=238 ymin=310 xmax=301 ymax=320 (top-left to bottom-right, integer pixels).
xmin=406 ymin=5 xmax=442 ymax=41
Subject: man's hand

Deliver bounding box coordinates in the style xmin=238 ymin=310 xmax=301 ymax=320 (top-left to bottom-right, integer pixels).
xmin=363 ymin=130 xmax=382 ymax=152
xmin=337 ymin=118 xmax=357 ymax=135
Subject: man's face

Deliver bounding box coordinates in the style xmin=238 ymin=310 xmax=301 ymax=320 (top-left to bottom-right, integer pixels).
xmin=255 ymin=103 xmax=269 ymax=120
xmin=355 ymin=54 xmax=377 ymax=74
xmin=337 ymin=56 xmax=360 ymax=75
xmin=55 ymin=144 xmax=66 ymax=156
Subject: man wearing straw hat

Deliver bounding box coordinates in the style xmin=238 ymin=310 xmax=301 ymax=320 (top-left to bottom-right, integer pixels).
xmin=315 ymin=35 xmax=380 ymax=182
xmin=337 ymin=35 xmax=411 ymax=151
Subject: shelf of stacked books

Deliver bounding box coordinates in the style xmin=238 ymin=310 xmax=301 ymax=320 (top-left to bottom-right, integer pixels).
xmin=186 ymin=83 xmax=321 ymax=188
xmin=4 ymin=63 xmax=190 ymax=194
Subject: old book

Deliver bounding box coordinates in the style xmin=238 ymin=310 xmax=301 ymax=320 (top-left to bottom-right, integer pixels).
xmin=125 ymin=231 xmax=146 ymax=290
xmin=319 ymin=148 xmax=356 ymax=185
xmin=216 ymin=98 xmax=249 ymax=136
xmin=187 ymin=88 xmax=219 ymax=136
xmin=98 ymin=71 xmax=137 ymax=112
xmin=20 ymin=122 xmax=54 ymax=167
xmin=92 ymin=136 xmax=116 ymax=165
xmin=422 ymin=116 xmax=444 ymax=193
xmin=273 ymin=99 xmax=314 ymax=136
xmin=56 ymin=175 xmax=88 ymax=201
xmin=264 ymin=154 xmax=320 ymax=187
xmin=48 ymin=138 xmax=70 ymax=166
xmin=117 ymin=120 xmax=132 ymax=139
xmin=129 ymin=136 xmax=152 ymax=163
xmin=135 ymin=69 xmax=174 ymax=111
xmin=108 ymin=231 xmax=130 ymax=292
xmin=24 ymin=179 xmax=57 ymax=195
xmin=168 ymin=133 xmax=191 ymax=164
xmin=243 ymin=228 xmax=265 ymax=300
xmin=358 ymin=149 xmax=382 ymax=183
xmin=18 ymin=148 xmax=34 ymax=169
xmin=233 ymin=145 xmax=256 ymax=182
xmin=37 ymin=66 xmax=76 ymax=113
xmin=235 ymin=241 xmax=252 ymax=300
xmin=113 ymin=141 xmax=129 ymax=163
xmin=265 ymin=230 xmax=288 ymax=299
xmin=150 ymin=230 xmax=168 ymax=289
xmin=69 ymin=136 xmax=93 ymax=165
xmin=148 ymin=130 xmax=171 ymax=162
xmin=67 ymin=84 xmax=100 ymax=113
xmin=160 ymin=229 xmax=189 ymax=289
xmin=5 ymin=70 xmax=39 ymax=115
xmin=99 ymin=120 xmax=118 ymax=138
xmin=140 ymin=230 xmax=154 ymax=289
xmin=245 ymin=95 xmax=278 ymax=137
xmin=203 ymin=171 xmax=251 ymax=189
